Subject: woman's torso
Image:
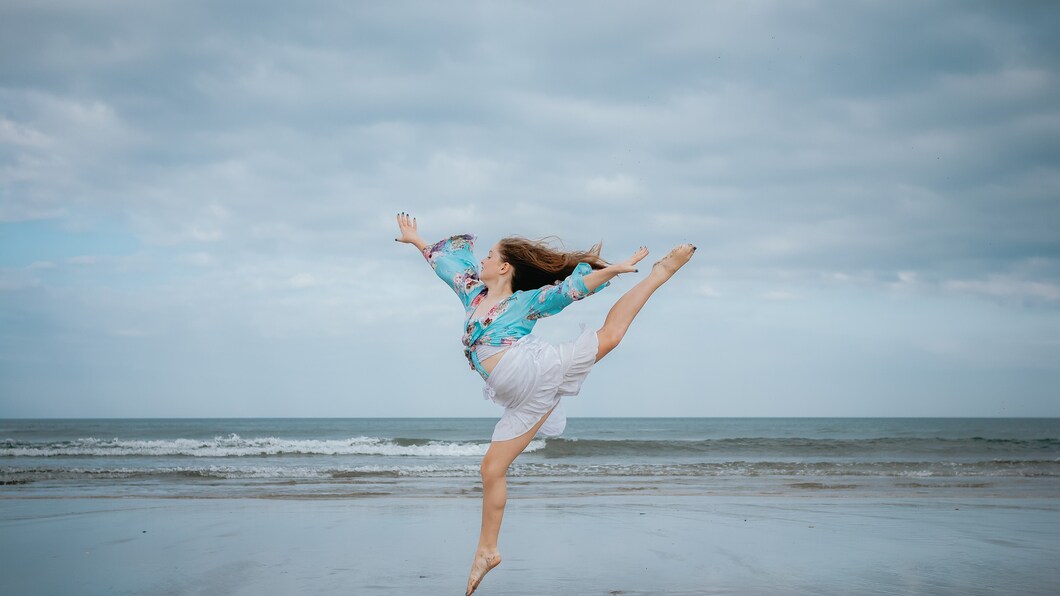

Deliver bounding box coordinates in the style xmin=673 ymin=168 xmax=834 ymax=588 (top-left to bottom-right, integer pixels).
xmin=468 ymin=294 xmax=514 ymax=375
xmin=477 ymin=349 xmax=508 ymax=375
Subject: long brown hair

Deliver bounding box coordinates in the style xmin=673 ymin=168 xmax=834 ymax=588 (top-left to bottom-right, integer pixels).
xmin=498 ymin=236 xmax=609 ymax=292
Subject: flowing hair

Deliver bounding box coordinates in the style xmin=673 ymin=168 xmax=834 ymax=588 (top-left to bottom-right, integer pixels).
xmin=498 ymin=236 xmax=609 ymax=292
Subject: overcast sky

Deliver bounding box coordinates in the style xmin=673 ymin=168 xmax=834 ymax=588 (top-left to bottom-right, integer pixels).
xmin=1 ymin=1 xmax=1058 ymax=418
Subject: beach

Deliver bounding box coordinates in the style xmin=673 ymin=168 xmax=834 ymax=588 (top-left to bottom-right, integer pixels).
xmin=2 ymin=417 xmax=1059 ymax=594
xmin=2 ymin=494 xmax=1058 ymax=595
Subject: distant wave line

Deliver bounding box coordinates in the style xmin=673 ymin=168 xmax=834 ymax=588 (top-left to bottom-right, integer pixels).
xmin=3 ymin=435 xmax=1058 ymax=459
xmin=0 ymin=434 xmax=543 ymax=458
xmin=3 ymin=460 xmax=1058 ymax=485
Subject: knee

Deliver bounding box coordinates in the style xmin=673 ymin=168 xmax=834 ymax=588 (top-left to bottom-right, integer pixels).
xmin=480 ymin=458 xmax=508 ymax=482
xmin=596 ymin=328 xmax=624 ymax=357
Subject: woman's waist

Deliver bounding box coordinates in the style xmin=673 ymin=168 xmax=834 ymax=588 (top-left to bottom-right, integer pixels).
xmin=462 ymin=316 xmax=535 ymax=345
xmin=462 ymin=330 xmax=527 ymax=348
xmin=464 ymin=334 xmax=538 ymax=379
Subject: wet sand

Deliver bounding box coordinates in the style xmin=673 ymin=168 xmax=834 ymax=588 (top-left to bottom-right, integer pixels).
xmin=1 ymin=494 xmax=1058 ymax=595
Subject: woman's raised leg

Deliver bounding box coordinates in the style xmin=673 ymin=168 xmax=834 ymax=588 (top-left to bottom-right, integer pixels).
xmin=466 ymin=407 xmax=556 ymax=596
xmin=596 ymin=244 xmax=695 ymax=361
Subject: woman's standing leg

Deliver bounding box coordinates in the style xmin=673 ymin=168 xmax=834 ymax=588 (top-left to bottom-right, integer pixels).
xmin=596 ymin=244 xmax=695 ymax=361
xmin=466 ymin=407 xmax=556 ymax=595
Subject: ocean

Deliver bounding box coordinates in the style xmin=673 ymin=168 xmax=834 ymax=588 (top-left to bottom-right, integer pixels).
xmin=3 ymin=417 xmax=1058 ymax=500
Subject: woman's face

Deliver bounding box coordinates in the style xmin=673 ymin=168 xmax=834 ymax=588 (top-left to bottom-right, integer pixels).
xmin=480 ymin=243 xmax=509 ymax=283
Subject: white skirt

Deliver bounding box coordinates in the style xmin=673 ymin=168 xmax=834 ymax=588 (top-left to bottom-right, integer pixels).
xmin=482 ymin=326 xmax=599 ymax=442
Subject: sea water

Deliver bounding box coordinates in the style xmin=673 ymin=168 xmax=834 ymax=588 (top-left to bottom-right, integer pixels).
xmin=2 ymin=418 xmax=1058 ymax=499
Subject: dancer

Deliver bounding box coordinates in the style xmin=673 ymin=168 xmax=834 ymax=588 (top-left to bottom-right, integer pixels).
xmin=394 ymin=212 xmax=694 ymax=595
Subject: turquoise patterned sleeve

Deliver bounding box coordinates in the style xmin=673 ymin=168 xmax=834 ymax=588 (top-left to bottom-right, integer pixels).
xmin=524 ymin=262 xmax=609 ymax=320
xmin=422 ymin=234 xmax=483 ymax=310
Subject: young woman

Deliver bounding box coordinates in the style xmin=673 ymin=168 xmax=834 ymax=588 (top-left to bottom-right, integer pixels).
xmin=394 ymin=212 xmax=695 ymax=595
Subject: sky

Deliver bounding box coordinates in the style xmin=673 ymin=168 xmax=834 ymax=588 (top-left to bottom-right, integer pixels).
xmin=1 ymin=0 xmax=1058 ymax=418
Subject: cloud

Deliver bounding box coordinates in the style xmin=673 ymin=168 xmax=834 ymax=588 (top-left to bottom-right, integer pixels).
xmin=176 ymin=252 xmax=216 ymax=267
xmin=696 ymin=284 xmax=720 ymax=298
xmin=0 ymin=274 xmax=40 ymax=292
xmin=944 ymin=276 xmax=1060 ymax=303
xmin=584 ymin=174 xmax=641 ymax=199
xmin=287 ymin=273 xmax=317 ymax=289
xmin=1 ymin=0 xmax=1059 ymax=416
xmin=0 ymin=115 xmax=50 ymax=147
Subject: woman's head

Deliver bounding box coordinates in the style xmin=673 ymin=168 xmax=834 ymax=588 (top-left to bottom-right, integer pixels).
xmin=490 ymin=236 xmax=608 ymax=292
xmin=479 ymin=243 xmax=513 ymax=286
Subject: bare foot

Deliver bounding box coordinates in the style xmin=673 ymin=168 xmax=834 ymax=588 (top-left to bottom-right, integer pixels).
xmin=465 ymin=551 xmax=502 ymax=595
xmin=650 ymin=244 xmax=696 ymax=282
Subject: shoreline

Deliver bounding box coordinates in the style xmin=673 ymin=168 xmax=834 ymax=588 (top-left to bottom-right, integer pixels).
xmin=2 ymin=493 xmax=1058 ymax=595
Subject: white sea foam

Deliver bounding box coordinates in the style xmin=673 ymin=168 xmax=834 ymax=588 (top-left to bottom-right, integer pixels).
xmin=0 ymin=463 xmax=483 ymax=481
xmin=1 ymin=435 xmax=547 ymax=458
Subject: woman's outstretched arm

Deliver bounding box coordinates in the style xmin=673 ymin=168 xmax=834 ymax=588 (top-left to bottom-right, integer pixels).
xmin=527 ymin=246 xmax=651 ymax=320
xmin=581 ymin=246 xmax=649 ymax=292
xmin=397 ymin=212 xmax=483 ymax=308
xmin=395 ymin=212 xmax=429 ymax=251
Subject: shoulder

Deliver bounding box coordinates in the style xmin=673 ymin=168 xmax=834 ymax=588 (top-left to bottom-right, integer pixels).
xmin=441 ymin=234 xmax=475 ymax=250
xmin=423 ymin=234 xmax=477 ymax=260
xmin=508 ymin=288 xmax=548 ymax=310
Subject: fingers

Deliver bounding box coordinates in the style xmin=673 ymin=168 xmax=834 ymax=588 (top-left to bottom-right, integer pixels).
xmin=395 ymin=211 xmax=418 ymax=242
xmin=395 ymin=211 xmax=418 ymax=229
xmin=629 ymin=246 xmax=649 ymax=264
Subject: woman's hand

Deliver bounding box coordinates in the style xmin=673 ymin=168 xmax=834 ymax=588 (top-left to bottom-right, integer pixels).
xmin=395 ymin=212 xmax=427 ymax=250
xmin=609 ymin=246 xmax=649 ymax=274
xmin=582 ymin=246 xmax=649 ymax=292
